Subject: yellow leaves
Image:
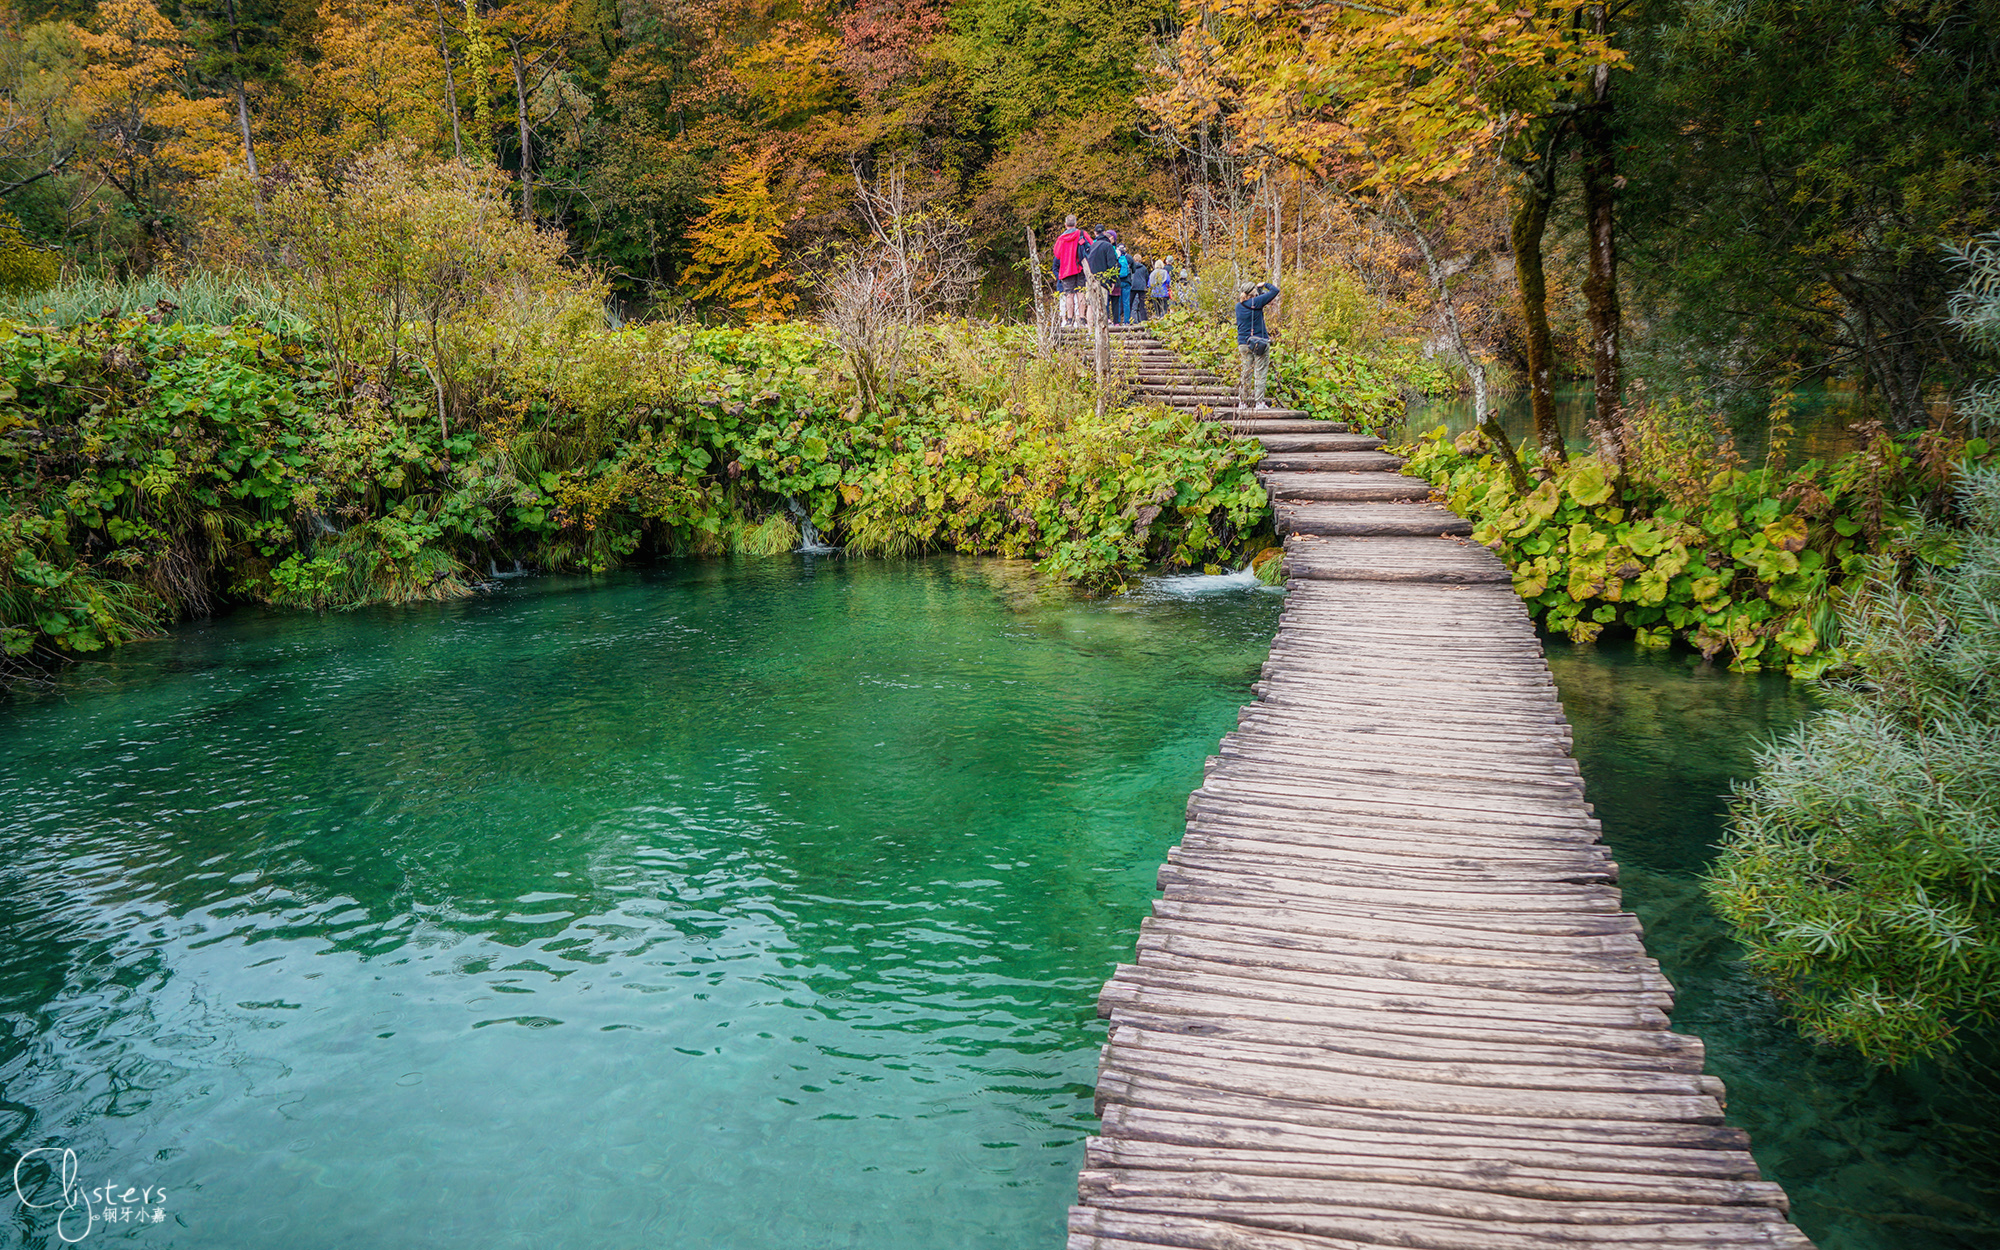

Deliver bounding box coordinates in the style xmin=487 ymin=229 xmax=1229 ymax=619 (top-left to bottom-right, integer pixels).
xmin=737 ymin=32 xmax=845 ymax=127
xmin=684 ymin=154 xmax=798 ymax=324
xmin=69 ymin=0 xmax=236 ymax=192
xmin=270 ymin=0 xmax=452 ymax=172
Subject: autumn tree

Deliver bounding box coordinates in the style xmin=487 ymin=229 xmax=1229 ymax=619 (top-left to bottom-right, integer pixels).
xmin=1619 ymin=0 xmax=1999 ymax=431
xmin=266 ymin=0 xmax=452 ymax=173
xmin=1146 ymin=0 xmax=1618 ymax=474
xmin=0 ymin=9 xmax=84 ymax=202
xmin=683 ymin=152 xmax=795 ymax=322
xmin=69 ymin=0 xmax=235 ymax=270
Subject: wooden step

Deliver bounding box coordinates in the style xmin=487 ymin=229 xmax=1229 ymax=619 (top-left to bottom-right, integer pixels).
xmin=1281 ymin=534 xmax=1511 ymax=584
xmin=1259 ymin=471 xmax=1433 ymax=502
xmin=1221 ymin=420 xmax=1352 ymax=434
xmin=1251 ymin=433 xmax=1384 ymax=453
xmin=1275 ymin=501 xmax=1475 ymax=538
xmin=1256 ymin=449 xmax=1408 ymax=472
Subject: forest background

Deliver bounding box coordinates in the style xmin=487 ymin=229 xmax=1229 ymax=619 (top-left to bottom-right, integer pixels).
xmin=0 ymin=0 xmax=1991 ymax=427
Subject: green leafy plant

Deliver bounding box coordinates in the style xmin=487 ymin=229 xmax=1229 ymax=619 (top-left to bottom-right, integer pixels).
xmin=1707 ymin=466 xmax=2000 ymax=1064
xmin=1403 ymin=408 xmax=1989 ymax=673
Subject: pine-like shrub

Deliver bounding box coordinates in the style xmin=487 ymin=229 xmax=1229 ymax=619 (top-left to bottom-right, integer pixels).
xmin=1708 ymin=466 xmax=2000 ymax=1063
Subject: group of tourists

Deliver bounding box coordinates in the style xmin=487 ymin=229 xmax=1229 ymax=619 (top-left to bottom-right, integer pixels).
xmin=1050 ymin=216 xmax=1178 ymax=329
xmin=1049 ymin=213 xmax=1282 ymax=411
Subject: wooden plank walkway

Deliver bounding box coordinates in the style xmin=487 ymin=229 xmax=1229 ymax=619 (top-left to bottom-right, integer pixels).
xmin=1069 ymin=327 xmax=1813 ymax=1250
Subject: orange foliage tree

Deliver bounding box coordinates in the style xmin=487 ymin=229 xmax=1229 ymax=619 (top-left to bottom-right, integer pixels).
xmin=682 ymin=153 xmax=797 ymax=323
xmin=69 ymin=0 xmax=235 ymax=270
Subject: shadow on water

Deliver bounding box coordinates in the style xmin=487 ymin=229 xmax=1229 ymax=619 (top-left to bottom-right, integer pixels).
xmin=1544 ymin=637 xmax=2000 ymax=1250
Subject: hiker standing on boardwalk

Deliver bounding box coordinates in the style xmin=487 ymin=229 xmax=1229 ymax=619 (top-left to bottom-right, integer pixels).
xmin=1086 ymin=228 xmax=1121 ymax=327
xmin=1125 ymin=252 xmax=1148 ymax=323
xmin=1149 ymin=257 xmax=1171 ymax=317
xmin=1235 ymin=280 xmax=1280 ymax=411
xmin=1053 ymin=216 xmax=1087 ymax=327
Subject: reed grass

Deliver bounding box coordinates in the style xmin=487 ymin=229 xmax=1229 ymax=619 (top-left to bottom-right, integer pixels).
xmin=0 ymin=272 xmax=301 ymax=329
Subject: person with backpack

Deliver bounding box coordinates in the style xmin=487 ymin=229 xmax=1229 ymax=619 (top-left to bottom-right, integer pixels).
xmin=1149 ymin=258 xmax=1172 ymax=317
xmin=1113 ymin=245 xmax=1133 ymax=324
xmin=1086 ymin=228 xmax=1121 ymax=327
xmin=1235 ymin=280 xmax=1280 ymax=411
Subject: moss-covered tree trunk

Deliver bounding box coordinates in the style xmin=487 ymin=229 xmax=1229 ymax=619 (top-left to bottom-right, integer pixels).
xmin=1579 ymin=7 xmax=1625 ymax=469
xmin=1511 ymin=177 xmax=1564 ymax=468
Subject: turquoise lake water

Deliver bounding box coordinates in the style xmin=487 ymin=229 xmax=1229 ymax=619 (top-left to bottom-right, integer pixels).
xmin=1547 ymin=641 xmax=2000 ymax=1250
xmin=3 ymin=558 xmax=1996 ymax=1248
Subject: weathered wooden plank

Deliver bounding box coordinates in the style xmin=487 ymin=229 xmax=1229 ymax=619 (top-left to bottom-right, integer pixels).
xmin=1260 ymin=450 xmax=1411 ymax=472
xmin=1105 ymin=1025 xmax=1708 ymax=1097
xmin=1256 ymin=435 xmax=1388 ymax=454
xmin=1080 ymin=1168 xmax=1800 ymax=1232
xmin=1093 ymin=1072 xmax=1751 ymax=1150
xmin=1133 ymin=927 xmax=1670 ymax=994
xmin=1106 ymin=1008 xmax=1697 ymax=1074
xmin=1189 ymin=781 xmax=1600 ymax=831
xmin=1283 ymin=538 xmax=1512 ymax=584
xmin=1107 ymin=963 xmax=1672 ymax=1027
xmin=1172 ymin=832 xmax=1614 ymax=884
xmin=1085 ymin=1139 xmax=1782 ymax=1208
xmin=1156 ymin=885 xmax=1642 ymax=938
xmin=1068 ymin=1207 xmax=1814 ymax=1250
xmin=1088 ymin=1152 xmax=1792 ymax=1216
xmin=1275 ymin=501 xmax=1475 ymax=538
xmin=1259 ymin=471 xmax=1435 ymax=502
xmin=1160 ymin=851 xmax=1617 ymax=908
xmin=1144 ymin=898 xmax=1645 ymax=960
xmin=1095 ymin=1049 xmax=1723 ymax=1123
xmin=1094 ymin=1106 xmax=1753 ymax=1176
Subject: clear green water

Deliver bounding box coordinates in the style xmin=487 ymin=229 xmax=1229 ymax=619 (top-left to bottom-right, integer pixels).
xmin=0 ymin=559 xmax=1282 ymax=1248
xmin=1547 ymin=641 xmax=2000 ymax=1250
xmin=6 ymin=562 xmax=1998 ymax=1250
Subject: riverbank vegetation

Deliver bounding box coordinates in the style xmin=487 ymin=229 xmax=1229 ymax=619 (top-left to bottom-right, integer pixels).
xmin=1708 ymin=468 xmax=2000 ymax=1065
xmin=0 ymin=153 xmax=1270 ymax=686
xmin=0 ymin=302 xmax=1268 ymax=684
xmin=1403 ymin=416 xmax=1990 ymax=674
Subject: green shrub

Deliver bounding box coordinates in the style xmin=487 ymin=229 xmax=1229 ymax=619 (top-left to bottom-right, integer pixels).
xmin=1403 ymin=416 xmax=1989 ymax=673
xmin=0 ymin=213 xmax=56 ymax=296
xmin=1707 ymin=467 xmax=2000 ymax=1064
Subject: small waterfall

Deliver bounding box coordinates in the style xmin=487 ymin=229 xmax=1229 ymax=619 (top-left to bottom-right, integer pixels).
xmin=787 ymin=498 xmax=840 ymax=555
xmin=487 ymin=559 xmax=528 ymax=579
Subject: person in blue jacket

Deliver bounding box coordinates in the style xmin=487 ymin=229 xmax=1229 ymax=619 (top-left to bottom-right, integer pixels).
xmin=1125 ymin=252 xmax=1148 ymax=323
xmin=1235 ymin=280 xmax=1280 ymax=411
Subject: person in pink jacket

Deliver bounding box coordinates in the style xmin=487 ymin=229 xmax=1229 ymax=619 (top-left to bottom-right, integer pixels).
xmin=1052 ymin=215 xmax=1087 ymax=328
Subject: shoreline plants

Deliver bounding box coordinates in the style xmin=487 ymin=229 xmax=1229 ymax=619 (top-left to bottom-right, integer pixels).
xmin=1708 ymin=467 xmax=2000 ymax=1064
xmin=1403 ymin=400 xmax=1992 ymax=675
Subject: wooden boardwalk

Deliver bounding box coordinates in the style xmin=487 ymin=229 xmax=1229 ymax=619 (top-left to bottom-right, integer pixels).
xmin=1068 ymin=327 xmax=1813 ymax=1250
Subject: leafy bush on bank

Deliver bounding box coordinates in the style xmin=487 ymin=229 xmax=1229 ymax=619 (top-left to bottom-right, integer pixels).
xmin=1403 ymin=412 xmax=1990 ymax=674
xmin=0 ymin=313 xmax=1268 ymax=685
xmin=1708 ymin=467 xmax=2000 ymax=1064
